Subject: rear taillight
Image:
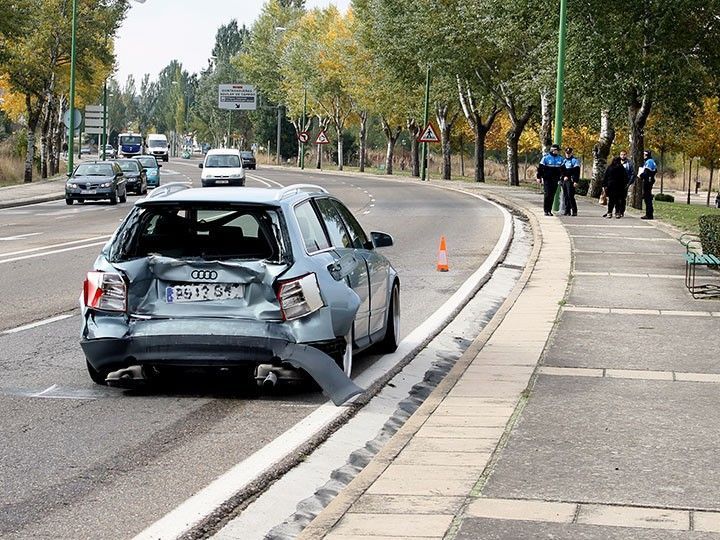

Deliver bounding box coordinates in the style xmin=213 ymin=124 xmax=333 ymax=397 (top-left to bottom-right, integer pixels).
xmin=276 ymin=273 xmax=323 ymax=321
xmin=83 ymin=272 xmax=127 ymax=312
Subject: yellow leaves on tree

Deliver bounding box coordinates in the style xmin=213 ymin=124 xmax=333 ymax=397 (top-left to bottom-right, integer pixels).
xmin=0 ymin=76 xmax=26 ymax=122
xmin=687 ymin=97 xmax=720 ymax=169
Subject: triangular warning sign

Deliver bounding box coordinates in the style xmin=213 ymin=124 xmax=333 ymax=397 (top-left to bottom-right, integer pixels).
xmin=315 ymin=130 xmax=330 ymax=144
xmin=417 ymin=123 xmax=440 ymax=143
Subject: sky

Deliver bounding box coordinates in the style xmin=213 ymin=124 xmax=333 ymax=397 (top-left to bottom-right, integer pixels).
xmin=114 ymin=0 xmax=351 ymax=86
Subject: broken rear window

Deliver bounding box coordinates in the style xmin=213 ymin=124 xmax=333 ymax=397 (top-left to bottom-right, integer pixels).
xmin=109 ymin=204 xmax=289 ymax=263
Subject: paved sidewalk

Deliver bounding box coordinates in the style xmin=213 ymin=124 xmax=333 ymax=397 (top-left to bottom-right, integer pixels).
xmin=0 ymin=176 xmax=65 ymax=208
xmin=299 ymin=184 xmax=720 ymax=540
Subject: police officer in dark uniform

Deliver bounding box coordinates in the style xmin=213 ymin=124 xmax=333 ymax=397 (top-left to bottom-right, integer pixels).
xmin=561 ymin=147 xmax=580 ymax=216
xmin=640 ymin=150 xmax=658 ymax=220
xmin=537 ymin=144 xmax=564 ymax=216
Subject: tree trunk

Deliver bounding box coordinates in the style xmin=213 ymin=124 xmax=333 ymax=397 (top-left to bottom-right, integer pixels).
xmin=336 ymin=125 xmax=343 ymax=171
xmin=315 ymin=116 xmax=329 ymax=169
xmin=381 ymin=117 xmax=401 ymax=175
xmin=659 ymin=146 xmax=665 ymax=193
xmin=24 ymin=95 xmax=43 ymax=183
xmin=505 ymin=105 xmax=533 ymax=186
xmin=539 ymin=88 xmax=553 ymax=154
xmin=590 ymin=110 xmax=615 ymax=198
xmin=628 ymin=88 xmax=652 ymax=209
xmin=436 ymin=103 xmax=458 ymax=180
xmin=707 ymin=165 xmax=714 ymax=206
xmin=407 ymin=118 xmax=420 ymax=177
xmin=358 ymin=110 xmax=368 ymax=172
xmin=460 ymin=134 xmax=465 ymax=177
xmin=682 ymin=153 xmax=686 ymax=192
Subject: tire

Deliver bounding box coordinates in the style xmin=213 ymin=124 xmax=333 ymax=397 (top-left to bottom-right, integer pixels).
xmin=141 ymin=181 xmax=147 ymax=195
xmin=65 ymin=198 xmax=73 ymax=205
xmin=163 ymin=155 xmax=168 ymax=162
xmin=119 ymin=187 xmax=127 ymax=203
xmin=86 ymin=359 xmax=108 ymax=385
xmin=109 ymin=188 xmax=118 ymax=205
xmin=77 ymin=199 xmax=85 ymax=204
xmin=378 ymin=282 xmax=400 ymax=353
xmin=332 ymin=331 xmax=353 ymax=377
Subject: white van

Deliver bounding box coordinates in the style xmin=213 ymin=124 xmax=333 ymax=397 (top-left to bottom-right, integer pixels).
xmin=146 ymin=134 xmax=169 ymax=162
xmin=199 ymin=149 xmax=245 ymax=187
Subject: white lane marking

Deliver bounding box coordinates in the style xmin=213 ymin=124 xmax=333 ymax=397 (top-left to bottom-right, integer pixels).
xmin=245 ymin=174 xmax=272 ymax=188
xmin=362 ymin=210 xmax=370 ymax=215
xmin=0 ymin=235 xmax=110 ymax=259
xmin=0 ymin=241 xmax=107 ymax=264
xmin=132 ymin=186 xmax=513 ymax=540
xmin=32 ymin=384 xmax=58 ymax=397
xmin=1 ymin=313 xmax=75 ymax=335
xmin=0 ymin=232 xmax=43 ymax=241
xmin=247 ymin=173 xmax=284 ymax=187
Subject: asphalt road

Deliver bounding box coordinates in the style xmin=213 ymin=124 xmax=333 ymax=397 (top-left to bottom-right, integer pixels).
xmin=0 ymin=158 xmax=505 ymax=539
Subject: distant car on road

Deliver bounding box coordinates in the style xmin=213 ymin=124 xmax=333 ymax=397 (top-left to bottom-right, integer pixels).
xmin=79 ymin=183 xmax=399 ymax=405
xmin=80 ymin=146 xmax=93 ymax=155
xmin=102 ymin=144 xmax=117 ymax=158
xmin=116 ymin=158 xmax=148 ymax=195
xmin=199 ymin=148 xmax=245 ymax=187
xmin=146 ymin=133 xmax=169 ymax=162
xmin=65 ymin=161 xmax=127 ymax=205
xmin=136 ymin=154 xmax=161 ymax=188
xmin=240 ymin=150 xmax=257 ymax=170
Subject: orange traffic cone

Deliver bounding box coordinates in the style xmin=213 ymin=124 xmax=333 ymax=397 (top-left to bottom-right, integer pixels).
xmin=437 ymin=236 xmax=449 ymax=272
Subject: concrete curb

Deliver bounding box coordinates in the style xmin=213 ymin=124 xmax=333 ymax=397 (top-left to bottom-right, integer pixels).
xmin=0 ymin=193 xmax=65 ymax=209
xmin=297 ymin=188 xmax=546 ymax=540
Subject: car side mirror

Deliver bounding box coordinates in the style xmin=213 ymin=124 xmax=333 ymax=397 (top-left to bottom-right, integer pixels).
xmin=66 ymin=172 xmax=72 ymax=177
xmin=371 ymin=231 xmax=394 ymax=248
xmin=328 ymin=253 xmax=360 ymax=281
xmin=157 ymin=164 xmax=162 ymax=168
xmin=198 ymin=163 xmax=203 ymax=169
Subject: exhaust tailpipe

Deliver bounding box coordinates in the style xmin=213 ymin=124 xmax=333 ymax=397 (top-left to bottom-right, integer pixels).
xmin=262 ymin=371 xmax=278 ymax=389
xmin=106 ymin=365 xmax=147 ymax=387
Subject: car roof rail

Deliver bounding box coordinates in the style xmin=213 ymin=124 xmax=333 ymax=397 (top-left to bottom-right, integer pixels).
xmin=276 ymin=184 xmax=329 ymax=200
xmin=145 ymin=182 xmax=192 ymax=199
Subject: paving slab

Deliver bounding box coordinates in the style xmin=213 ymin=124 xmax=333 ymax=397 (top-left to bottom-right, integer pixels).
xmin=454 ymin=518 xmax=720 ymax=539
xmin=482 ymin=376 xmax=720 ymax=511
xmin=330 ymin=513 xmax=453 ymax=538
xmin=571 ymin=236 xmax=682 ymax=255
xmin=567 ymin=275 xmax=720 ymax=311
xmin=567 ymin=226 xmax=670 ymax=239
xmin=573 ymin=251 xmax=718 ymax=276
xmin=350 ymin=494 xmax=465 ymax=515
xmin=543 ymin=312 xmax=720 ymax=372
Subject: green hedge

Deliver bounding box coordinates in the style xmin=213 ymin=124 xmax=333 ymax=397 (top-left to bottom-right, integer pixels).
xmin=655 ymin=192 xmax=675 ymax=202
xmin=699 ymin=214 xmax=720 ymax=256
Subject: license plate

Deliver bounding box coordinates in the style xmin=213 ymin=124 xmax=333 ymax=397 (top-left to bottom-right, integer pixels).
xmin=165 ymin=283 xmax=244 ymax=303
xmin=215 ymin=179 xmax=229 ymax=184
xmin=80 ymin=189 xmax=97 ymax=194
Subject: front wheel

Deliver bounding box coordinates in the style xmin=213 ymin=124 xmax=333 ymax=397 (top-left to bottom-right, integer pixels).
xmin=119 ymin=188 xmax=127 ymax=203
xmin=378 ymin=283 xmax=400 ymax=353
xmin=109 ymin=188 xmax=118 ymax=205
xmin=65 ymin=198 xmax=73 ymax=205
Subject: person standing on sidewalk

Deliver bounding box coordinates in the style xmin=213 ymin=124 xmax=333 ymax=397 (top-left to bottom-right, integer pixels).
xmin=603 ymin=157 xmax=627 ymax=218
xmin=618 ymin=150 xmax=634 ymax=218
xmin=640 ymin=150 xmax=658 ymax=220
xmin=536 ymin=144 xmax=564 ymax=216
xmin=561 ymin=147 xmax=580 ymax=216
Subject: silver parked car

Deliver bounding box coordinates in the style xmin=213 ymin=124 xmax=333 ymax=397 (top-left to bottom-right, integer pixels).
xmin=80 ymin=184 xmax=399 ymax=405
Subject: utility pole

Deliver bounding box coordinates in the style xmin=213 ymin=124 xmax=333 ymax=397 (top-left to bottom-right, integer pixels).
xmin=101 ymin=80 xmax=107 ymax=160
xmin=276 ymin=104 xmax=282 ymax=165
xmin=552 ymin=0 xmax=568 ymax=212
xmin=67 ymin=0 xmax=78 ymax=173
xmin=420 ymin=65 xmax=431 ymax=181
xmin=300 ymin=88 xmax=307 ymax=170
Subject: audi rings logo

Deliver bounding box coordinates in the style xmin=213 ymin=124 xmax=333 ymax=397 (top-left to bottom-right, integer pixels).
xmin=191 ymin=270 xmax=218 ymax=280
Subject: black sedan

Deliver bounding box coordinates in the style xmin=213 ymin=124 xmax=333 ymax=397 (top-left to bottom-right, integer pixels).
xmin=65 ymin=161 xmax=127 ymax=205
xmin=116 ymin=158 xmax=148 ymax=195
xmin=240 ymin=150 xmax=256 ymax=170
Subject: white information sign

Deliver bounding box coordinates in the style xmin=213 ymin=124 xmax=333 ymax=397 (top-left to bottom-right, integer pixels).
xmin=218 ymin=84 xmax=257 ymax=110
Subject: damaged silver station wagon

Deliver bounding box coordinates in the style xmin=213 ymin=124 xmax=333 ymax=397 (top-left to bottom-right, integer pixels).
xmin=80 ymin=183 xmax=400 ymax=405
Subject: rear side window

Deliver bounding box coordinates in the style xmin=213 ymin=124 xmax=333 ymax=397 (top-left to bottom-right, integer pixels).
xmin=294 ymin=201 xmax=330 ymax=253
xmin=331 ymin=200 xmax=368 ymax=249
xmin=315 ymin=198 xmax=352 ymax=249
xmin=109 ymin=204 xmax=288 ymax=263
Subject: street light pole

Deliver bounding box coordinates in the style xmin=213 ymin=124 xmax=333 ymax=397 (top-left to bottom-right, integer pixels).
xmin=276 ymin=104 xmax=282 ymax=165
xmin=300 ymin=87 xmax=307 ymax=170
xmin=552 ymin=0 xmax=568 ymax=212
xmin=67 ymin=0 xmax=79 ymax=173
xmin=420 ymin=64 xmax=431 ymax=181
xmin=101 ymin=79 xmax=107 ymax=160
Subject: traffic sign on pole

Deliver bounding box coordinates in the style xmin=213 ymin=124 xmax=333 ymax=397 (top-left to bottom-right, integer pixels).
xmin=315 ymin=130 xmax=330 ymax=145
xmin=418 ymin=123 xmax=440 ymax=143
xmin=218 ymin=84 xmax=257 ymax=110
xmin=298 ymin=131 xmax=310 ymax=144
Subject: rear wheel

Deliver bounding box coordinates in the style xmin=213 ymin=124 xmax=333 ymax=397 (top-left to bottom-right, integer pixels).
xmin=378 ymin=283 xmax=400 ymax=353
xmin=86 ymin=360 xmax=108 ymax=385
xmin=341 ymin=331 xmax=353 ymax=376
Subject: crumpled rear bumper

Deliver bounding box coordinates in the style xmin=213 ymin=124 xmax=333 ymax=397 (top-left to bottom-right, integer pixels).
xmin=81 ymin=317 xmax=362 ymax=405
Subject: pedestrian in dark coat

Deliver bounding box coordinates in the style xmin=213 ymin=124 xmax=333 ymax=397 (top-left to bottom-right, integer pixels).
xmin=602 ymin=157 xmax=627 ymax=218
xmin=536 ymin=143 xmax=564 ymax=216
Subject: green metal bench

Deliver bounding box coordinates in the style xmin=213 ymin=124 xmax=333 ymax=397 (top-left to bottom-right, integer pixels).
xmin=681 ymin=234 xmax=720 ymax=298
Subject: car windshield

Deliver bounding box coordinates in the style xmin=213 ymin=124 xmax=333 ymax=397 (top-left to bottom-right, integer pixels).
xmin=205 ymin=154 xmax=241 ymax=168
xmin=120 ymin=136 xmax=142 ymax=145
xmin=137 ymin=157 xmax=157 ymax=168
xmin=109 ymin=204 xmax=288 ymax=264
xmin=74 ymin=163 xmax=113 ymax=176
xmin=118 ymin=161 xmax=140 ymax=172
xmin=240 ymin=152 xmax=254 ymax=158
xmin=147 ymin=140 xmax=166 ymax=148
xmin=104 ymin=145 xmax=114 ymax=150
